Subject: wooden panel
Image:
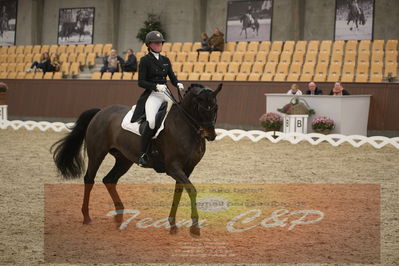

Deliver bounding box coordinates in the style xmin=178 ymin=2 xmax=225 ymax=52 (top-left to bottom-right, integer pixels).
xmin=2 ymin=79 xmax=399 ymax=131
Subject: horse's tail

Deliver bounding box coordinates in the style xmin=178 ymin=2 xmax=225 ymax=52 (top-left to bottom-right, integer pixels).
xmin=51 ymin=108 xmax=101 ymax=179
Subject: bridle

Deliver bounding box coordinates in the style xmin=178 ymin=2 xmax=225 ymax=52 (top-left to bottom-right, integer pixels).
xmin=164 ymin=86 xmax=217 ymax=135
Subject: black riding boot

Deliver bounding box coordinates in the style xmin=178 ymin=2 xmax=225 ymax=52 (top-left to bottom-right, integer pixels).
xmin=139 ymin=121 xmax=155 ymax=167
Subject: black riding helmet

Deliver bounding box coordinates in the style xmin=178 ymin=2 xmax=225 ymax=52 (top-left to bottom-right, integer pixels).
xmin=145 ymin=31 xmax=165 ymax=46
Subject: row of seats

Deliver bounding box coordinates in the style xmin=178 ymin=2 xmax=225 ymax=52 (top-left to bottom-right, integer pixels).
xmin=0 ymin=43 xmax=113 ymax=57
xmin=0 ymin=71 xmax=62 ymax=79
xmin=0 ymin=53 xmax=96 ymax=67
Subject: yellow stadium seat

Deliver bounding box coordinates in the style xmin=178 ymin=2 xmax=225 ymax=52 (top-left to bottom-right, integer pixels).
xmin=199 ymin=73 xmax=212 ymax=81
xmin=276 ymin=62 xmax=289 ymax=75
xmin=286 ymin=72 xmax=300 ymax=82
xmin=177 ymin=72 xmax=188 ymax=81
xmin=260 ymin=73 xmax=274 ymax=81
xmin=248 ymin=73 xmax=261 ymax=81
xmin=305 ymin=52 xmax=317 ymax=64
xmin=103 ymin=44 xmax=113 ymax=56
xmin=267 ymin=51 xmax=280 ymax=63
xmin=331 ymin=53 xmax=343 ymax=65
xmin=280 ymin=52 xmax=292 ymax=64
xmin=162 ymin=43 xmax=171 ymax=53
xmin=193 ymin=62 xmax=205 ymax=73
xmin=236 ymin=73 xmax=248 ymax=81
xmin=75 ymin=45 xmax=85 ymax=54
xmin=0 ymin=55 xmax=6 ymax=63
xmin=16 ymin=63 xmax=26 ymax=72
xmin=223 ymin=73 xmax=236 ymax=81
xmin=8 ymin=72 xmax=18 ymax=79
xmin=15 ymin=54 xmax=24 ymax=63
xmin=140 ymin=43 xmax=147 ymax=53
xmin=53 ymin=72 xmax=63 ymax=79
xmin=16 ymin=46 xmax=25 ymax=54
xmin=216 ymin=62 xmax=228 ymax=73
xmin=111 ymin=72 xmax=122 ymax=80
xmin=68 ymin=53 xmax=78 ymax=63
xmin=372 ymin=40 xmax=384 ymax=53
xmin=243 ymin=51 xmax=255 ymax=62
xmin=247 ymin=42 xmax=259 ymax=52
xmin=385 ymin=50 xmax=398 ymax=64
xmin=295 ymin=41 xmax=307 ymax=53
xmin=264 ymin=62 xmax=277 ymax=75
xmin=236 ymin=42 xmax=248 ymax=52
xmin=252 ymin=62 xmax=265 ymax=73
xmin=385 ymin=62 xmax=398 ymax=77
xmin=300 ymin=63 xmax=315 ymax=81
xmin=198 ymin=52 xmax=209 ymax=62
xmin=314 ymin=72 xmax=326 ymax=82
xmin=355 ymin=72 xmax=368 ymax=82
xmin=232 ymin=52 xmax=244 ymax=62
xmin=283 ymin=41 xmax=295 ymax=53
xmin=273 ymin=73 xmax=286 ymax=81
xmin=332 ymin=40 xmax=344 ymax=53
xmin=32 ymin=45 xmax=41 ymax=54
xmin=344 ymin=52 xmax=356 ymax=64
xmin=0 ymin=63 xmax=7 ymax=72
xmin=77 ymin=53 xmax=86 ymax=65
xmin=40 ymin=45 xmax=50 ymax=54
xmin=371 ymin=51 xmax=384 ymax=64
xmin=165 ymin=51 xmax=176 ymax=62
xmin=204 ymin=62 xmax=216 ymax=73
xmin=59 ymin=53 xmax=68 ymax=63
xmin=319 ymin=40 xmax=332 ymax=54
xmin=292 ymin=52 xmax=304 ymax=65
xmin=86 ymin=53 xmax=96 ymax=67
xmin=70 ymin=62 xmax=80 ymax=76
xmin=33 ymin=72 xmax=43 ymax=79
xmin=386 ymin=40 xmax=398 ymax=52
xmin=175 ymin=52 xmax=187 ymax=62
xmin=369 ymin=73 xmax=382 ymax=82
xmin=209 ymin=51 xmax=221 ymax=62
xmin=211 ymin=73 xmax=223 ymax=81
xmin=181 ymin=42 xmax=193 ymax=53
xmin=23 ymin=54 xmax=33 ymax=64
xmin=0 ymin=46 xmax=8 ymax=55
xmin=220 ymin=51 xmax=232 ymax=63
xmin=101 ymin=72 xmax=112 ymax=80
xmin=93 ymin=44 xmax=104 ymax=57
xmin=122 ymin=72 xmax=133 ymax=80
xmin=187 ymin=52 xmax=198 ymax=62
xmin=132 ymin=72 xmax=139 ymax=80
xmin=255 ymin=51 xmax=267 ymax=63
xmin=171 ymin=43 xmax=182 ymax=53
xmin=341 ymin=72 xmax=354 ymax=82
xmin=358 ymin=51 xmax=370 ymax=65
xmin=358 ymin=40 xmax=370 ymax=53
xmin=84 ymin=44 xmax=94 ymax=54
xmin=91 ymin=72 xmax=102 ymax=80
xmin=135 ymin=51 xmax=146 ymax=62
xmin=49 ymin=45 xmax=58 ymax=55
xmin=182 ymin=62 xmax=194 ymax=73
xmin=315 ymin=63 xmax=328 ymax=75
xmin=7 ymin=63 xmax=16 ymax=72
xmin=192 ymin=42 xmax=201 ymax=52
xmin=356 ymin=63 xmax=369 ymax=77
xmin=307 ymin=40 xmax=320 ymax=53
xmin=317 ymin=52 xmax=329 ymax=65
xmin=7 ymin=54 xmax=16 ymax=63
xmin=225 ymin=42 xmax=236 ymax=52
xmin=7 ymin=46 xmax=16 ymax=54
xmin=227 ymin=62 xmax=240 ymax=73
xmin=66 ymin=45 xmax=76 ymax=54
xmin=240 ymin=62 xmax=252 ymax=73
xmin=271 ymin=41 xmax=283 ymax=53
xmin=61 ymin=62 xmax=70 ymax=76
xmin=24 ymin=72 xmax=34 ymax=79
xmin=0 ymin=72 xmax=8 ymax=79
xmin=188 ymin=73 xmax=200 ymax=80
xmin=43 ymin=72 xmax=54 ymax=79
xmin=58 ymin=45 xmax=68 ymax=54
xmin=345 ymin=40 xmax=357 ymax=52
xmin=259 ymin=41 xmax=271 ymax=53
xmin=173 ymin=62 xmax=182 ymax=73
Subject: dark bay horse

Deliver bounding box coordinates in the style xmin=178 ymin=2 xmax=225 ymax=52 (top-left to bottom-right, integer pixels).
xmin=52 ymin=83 xmax=222 ymax=236
xmin=240 ymin=13 xmax=259 ymax=39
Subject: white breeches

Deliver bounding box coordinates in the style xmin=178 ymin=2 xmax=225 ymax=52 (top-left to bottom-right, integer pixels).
xmin=145 ymin=91 xmax=169 ymax=129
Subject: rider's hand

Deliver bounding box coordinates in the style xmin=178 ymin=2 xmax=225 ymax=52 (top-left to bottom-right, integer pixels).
xmin=177 ymin=83 xmax=184 ymax=92
xmin=156 ymin=84 xmax=167 ymax=93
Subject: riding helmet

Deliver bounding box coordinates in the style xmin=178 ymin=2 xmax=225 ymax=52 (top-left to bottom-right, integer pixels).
xmin=145 ymin=31 xmax=165 ymax=46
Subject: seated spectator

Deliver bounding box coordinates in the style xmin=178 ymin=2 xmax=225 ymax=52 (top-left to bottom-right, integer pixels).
xmin=208 ymin=28 xmax=224 ymax=52
xmin=329 ymin=82 xmax=350 ymax=96
xmin=305 ymin=82 xmax=323 ymax=95
xmin=27 ymin=52 xmax=53 ymax=73
xmin=197 ymin=32 xmax=210 ymax=52
xmin=122 ymin=49 xmax=137 ymax=73
xmin=100 ymin=49 xmax=124 ymax=74
xmin=50 ymin=54 xmax=61 ymax=72
xmin=287 ymin=83 xmax=302 ymax=95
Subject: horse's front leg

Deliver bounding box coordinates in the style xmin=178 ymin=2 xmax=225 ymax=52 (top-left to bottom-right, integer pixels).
xmin=168 ymin=182 xmax=184 ymax=234
xmin=167 ymin=167 xmax=200 ymax=237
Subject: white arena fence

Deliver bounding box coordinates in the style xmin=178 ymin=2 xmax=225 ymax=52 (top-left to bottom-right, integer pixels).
xmin=1 ymin=119 xmax=399 ymax=150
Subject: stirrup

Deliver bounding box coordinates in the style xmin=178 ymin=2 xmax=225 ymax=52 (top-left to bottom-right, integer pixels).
xmin=138 ymin=153 xmax=149 ymax=167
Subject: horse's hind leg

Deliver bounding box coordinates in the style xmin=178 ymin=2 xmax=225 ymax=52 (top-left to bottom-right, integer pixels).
xmin=103 ymin=149 xmax=133 ymax=226
xmin=82 ymin=151 xmax=107 ymax=224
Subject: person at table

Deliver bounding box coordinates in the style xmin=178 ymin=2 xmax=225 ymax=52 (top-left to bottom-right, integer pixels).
xmin=329 ymin=82 xmax=350 ymax=96
xmin=305 ymin=82 xmax=323 ymax=95
xmin=286 ymin=83 xmax=302 ymax=95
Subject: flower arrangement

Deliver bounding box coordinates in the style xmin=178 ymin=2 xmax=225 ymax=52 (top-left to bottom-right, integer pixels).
xmin=312 ymin=116 xmax=335 ymax=134
xmin=277 ymin=97 xmax=315 ymax=115
xmin=259 ymin=112 xmax=283 ymax=131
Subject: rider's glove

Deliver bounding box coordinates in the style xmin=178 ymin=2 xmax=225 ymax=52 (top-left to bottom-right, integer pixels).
xmin=177 ymin=83 xmax=184 ymax=92
xmin=156 ymin=84 xmax=167 ymax=93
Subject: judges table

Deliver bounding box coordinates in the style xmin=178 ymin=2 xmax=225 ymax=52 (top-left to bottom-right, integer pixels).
xmin=265 ymin=94 xmax=371 ymax=136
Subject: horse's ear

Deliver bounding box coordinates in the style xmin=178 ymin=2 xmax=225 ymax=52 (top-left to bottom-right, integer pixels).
xmin=213 ymin=83 xmax=222 ymax=96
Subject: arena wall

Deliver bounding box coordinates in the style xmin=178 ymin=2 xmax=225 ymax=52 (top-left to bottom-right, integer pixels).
xmin=4 ymin=80 xmax=399 ymax=131
xmin=14 ymin=0 xmax=399 ymax=53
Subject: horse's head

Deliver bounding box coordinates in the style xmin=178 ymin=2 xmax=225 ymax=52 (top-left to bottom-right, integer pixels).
xmin=182 ymin=83 xmax=222 ymax=141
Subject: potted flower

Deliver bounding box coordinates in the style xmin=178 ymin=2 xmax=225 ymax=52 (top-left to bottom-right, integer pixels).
xmin=311 ymin=116 xmax=335 ymax=134
xmin=259 ymin=112 xmax=283 ymax=132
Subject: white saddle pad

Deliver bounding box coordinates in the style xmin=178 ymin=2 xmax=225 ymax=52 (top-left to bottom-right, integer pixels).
xmin=121 ymin=102 xmax=172 ymax=138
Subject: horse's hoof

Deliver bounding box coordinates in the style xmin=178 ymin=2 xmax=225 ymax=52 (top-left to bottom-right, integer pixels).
xmin=170 ymin=226 xmax=179 ymax=235
xmin=114 ymin=214 xmax=123 ymax=224
xmin=83 ymin=218 xmax=92 ymax=225
xmin=190 ymin=226 xmax=200 ymax=237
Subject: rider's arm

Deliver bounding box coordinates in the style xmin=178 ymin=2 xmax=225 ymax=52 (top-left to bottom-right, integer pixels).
xmin=138 ymin=56 xmax=157 ymax=91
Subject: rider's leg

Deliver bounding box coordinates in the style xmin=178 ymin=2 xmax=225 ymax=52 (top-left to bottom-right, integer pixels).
xmin=139 ymin=91 xmax=165 ymax=166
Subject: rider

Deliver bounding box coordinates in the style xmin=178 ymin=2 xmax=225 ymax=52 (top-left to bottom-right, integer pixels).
xmin=131 ymin=30 xmax=184 ymax=167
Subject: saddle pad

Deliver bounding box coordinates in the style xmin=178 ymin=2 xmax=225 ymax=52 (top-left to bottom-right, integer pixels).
xmin=121 ymin=103 xmax=172 ymax=138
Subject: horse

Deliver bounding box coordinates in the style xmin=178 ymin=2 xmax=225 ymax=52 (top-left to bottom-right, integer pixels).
xmin=51 ymin=83 xmax=222 ymax=236
xmin=59 ymin=15 xmax=89 ymax=42
xmin=239 ymin=13 xmax=259 ymax=39
xmin=346 ymin=2 xmax=366 ymax=30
